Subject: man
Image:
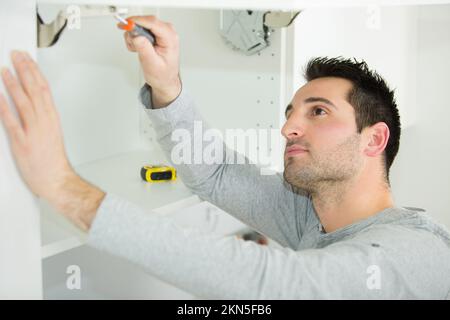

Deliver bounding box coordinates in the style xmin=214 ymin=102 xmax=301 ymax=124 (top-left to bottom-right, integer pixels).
xmin=1 ymin=16 xmax=449 ymax=299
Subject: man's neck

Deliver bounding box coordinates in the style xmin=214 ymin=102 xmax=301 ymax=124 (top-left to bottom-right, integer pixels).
xmin=311 ymin=171 xmax=394 ymax=234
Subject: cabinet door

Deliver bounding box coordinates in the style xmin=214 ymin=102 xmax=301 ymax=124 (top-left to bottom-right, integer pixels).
xmin=0 ymin=0 xmax=42 ymax=299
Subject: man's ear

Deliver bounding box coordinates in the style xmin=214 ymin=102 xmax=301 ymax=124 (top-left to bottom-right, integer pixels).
xmin=363 ymin=122 xmax=390 ymax=157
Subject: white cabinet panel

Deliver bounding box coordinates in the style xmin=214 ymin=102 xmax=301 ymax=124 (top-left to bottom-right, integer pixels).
xmin=0 ymin=0 xmax=42 ymax=299
xmin=37 ymin=8 xmax=145 ymax=167
xmin=36 ymin=0 xmax=450 ymax=10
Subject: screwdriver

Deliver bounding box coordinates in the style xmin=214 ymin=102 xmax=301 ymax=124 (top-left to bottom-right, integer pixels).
xmin=114 ymin=14 xmax=155 ymax=45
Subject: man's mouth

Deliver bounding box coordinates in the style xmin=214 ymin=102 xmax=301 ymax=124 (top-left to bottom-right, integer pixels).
xmin=285 ymin=145 xmax=308 ymax=157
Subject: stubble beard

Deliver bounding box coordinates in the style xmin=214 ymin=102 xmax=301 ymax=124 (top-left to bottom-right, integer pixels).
xmin=283 ymin=134 xmax=363 ymax=197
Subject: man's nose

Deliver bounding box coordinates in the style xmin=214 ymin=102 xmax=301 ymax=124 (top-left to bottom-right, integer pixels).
xmin=281 ymin=115 xmax=305 ymax=140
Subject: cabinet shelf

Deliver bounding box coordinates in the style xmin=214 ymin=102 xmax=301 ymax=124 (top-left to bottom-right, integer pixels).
xmin=36 ymin=0 xmax=450 ymax=10
xmin=41 ymin=148 xmax=197 ymax=259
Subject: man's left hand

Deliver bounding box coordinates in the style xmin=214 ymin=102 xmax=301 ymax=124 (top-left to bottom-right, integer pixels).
xmin=0 ymin=51 xmax=104 ymax=231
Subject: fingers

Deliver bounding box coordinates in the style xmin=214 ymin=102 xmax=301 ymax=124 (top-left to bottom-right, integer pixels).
xmin=11 ymin=51 xmax=45 ymax=115
xmin=120 ymin=23 xmax=158 ymax=64
xmin=0 ymin=92 xmax=25 ymax=144
xmin=1 ymin=66 xmax=35 ymax=130
xmin=123 ymin=32 xmax=154 ymax=57
xmin=119 ymin=15 xmax=179 ymax=66
xmin=1 ymin=50 xmax=56 ymax=134
xmin=23 ymin=53 xmax=55 ymax=115
xmin=126 ymin=15 xmax=178 ymax=48
xmin=132 ymin=35 xmax=158 ymax=65
xmin=123 ymin=32 xmax=136 ymax=52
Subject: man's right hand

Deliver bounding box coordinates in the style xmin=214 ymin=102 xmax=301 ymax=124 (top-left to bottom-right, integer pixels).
xmin=121 ymin=15 xmax=182 ymax=108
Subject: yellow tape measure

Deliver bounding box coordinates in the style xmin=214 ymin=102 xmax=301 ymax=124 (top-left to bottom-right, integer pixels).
xmin=140 ymin=165 xmax=177 ymax=182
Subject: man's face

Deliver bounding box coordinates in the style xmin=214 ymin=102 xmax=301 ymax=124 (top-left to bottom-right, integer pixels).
xmin=282 ymin=77 xmax=363 ymax=193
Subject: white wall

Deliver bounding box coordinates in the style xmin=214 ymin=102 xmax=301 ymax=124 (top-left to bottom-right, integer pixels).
xmin=289 ymin=4 xmax=450 ymax=229
xmin=390 ymin=4 xmax=450 ymax=228
xmin=0 ymin=0 xmax=42 ymax=299
xmin=290 ymin=6 xmax=419 ymax=129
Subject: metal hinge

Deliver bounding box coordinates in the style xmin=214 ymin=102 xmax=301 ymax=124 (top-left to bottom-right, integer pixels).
xmin=37 ymin=5 xmax=132 ymax=48
xmin=37 ymin=10 xmax=67 ymax=48
xmin=264 ymin=11 xmax=301 ymax=28
xmin=219 ymin=9 xmax=301 ymax=55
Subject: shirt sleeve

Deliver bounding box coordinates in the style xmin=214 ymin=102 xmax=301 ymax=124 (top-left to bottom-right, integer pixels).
xmin=139 ymin=84 xmax=311 ymax=248
xmin=87 ymin=192 xmax=438 ymax=299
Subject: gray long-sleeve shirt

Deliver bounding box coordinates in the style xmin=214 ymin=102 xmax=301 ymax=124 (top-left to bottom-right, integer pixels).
xmin=88 ymin=85 xmax=450 ymax=299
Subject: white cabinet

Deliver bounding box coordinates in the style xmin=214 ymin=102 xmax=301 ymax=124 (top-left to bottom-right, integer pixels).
xmin=1 ymin=0 xmax=450 ymax=299
xmin=0 ymin=0 xmax=43 ymax=300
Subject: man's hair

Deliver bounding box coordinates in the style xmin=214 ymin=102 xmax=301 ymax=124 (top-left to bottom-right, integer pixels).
xmin=304 ymin=56 xmax=401 ymax=182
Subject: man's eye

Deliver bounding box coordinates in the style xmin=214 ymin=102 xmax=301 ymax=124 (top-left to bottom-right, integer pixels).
xmin=312 ymin=107 xmax=327 ymax=116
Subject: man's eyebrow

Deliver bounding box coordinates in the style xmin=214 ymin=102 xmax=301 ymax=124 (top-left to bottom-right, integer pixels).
xmin=285 ymin=97 xmax=338 ymax=118
xmin=304 ymin=97 xmax=337 ymax=109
